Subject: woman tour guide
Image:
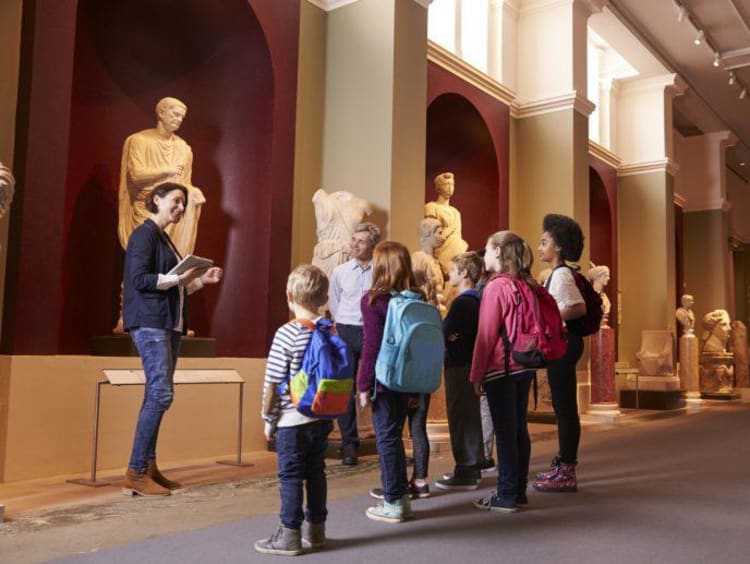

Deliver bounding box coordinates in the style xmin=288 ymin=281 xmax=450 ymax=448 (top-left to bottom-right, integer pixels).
xmin=122 ymin=182 xmax=223 ymax=496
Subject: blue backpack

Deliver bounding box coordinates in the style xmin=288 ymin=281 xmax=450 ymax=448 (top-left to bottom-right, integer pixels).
xmin=284 ymin=318 xmax=354 ymax=419
xmin=375 ymin=291 xmax=445 ymax=395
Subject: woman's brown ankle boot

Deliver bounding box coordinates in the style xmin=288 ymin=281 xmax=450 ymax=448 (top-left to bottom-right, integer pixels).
xmin=123 ymin=468 xmax=171 ymax=496
xmin=147 ymin=460 xmax=182 ymax=490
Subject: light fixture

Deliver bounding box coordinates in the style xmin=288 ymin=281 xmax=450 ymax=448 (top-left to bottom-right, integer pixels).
xmin=729 ymin=72 xmax=736 ymax=85
xmin=694 ymin=30 xmax=704 ymax=45
xmin=741 ymin=162 xmax=747 ymax=167
xmin=677 ymin=5 xmax=688 ymax=23
xmin=713 ymin=53 xmax=721 ymax=67
xmin=741 ymin=88 xmax=747 ymax=100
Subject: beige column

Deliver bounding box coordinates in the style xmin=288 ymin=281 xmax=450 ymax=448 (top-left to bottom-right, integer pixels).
xmin=616 ymin=74 xmax=686 ymax=365
xmin=0 ymin=0 xmax=22 ymax=339
xmin=488 ymin=0 xmax=520 ymax=89
xmin=319 ymin=0 xmax=427 ymax=247
xmin=678 ymin=131 xmax=737 ymax=322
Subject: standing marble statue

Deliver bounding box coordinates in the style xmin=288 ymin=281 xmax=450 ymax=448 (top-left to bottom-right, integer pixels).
xmin=118 ymin=97 xmax=205 ymax=257
xmin=411 ymin=218 xmax=446 ymax=313
xmin=311 ymin=189 xmax=372 ymax=278
xmin=588 ymin=263 xmax=611 ymax=327
xmin=676 ymin=294 xmax=696 ymax=335
xmin=0 ymin=161 xmax=15 ymax=221
xmin=425 ymin=172 xmax=468 ymax=275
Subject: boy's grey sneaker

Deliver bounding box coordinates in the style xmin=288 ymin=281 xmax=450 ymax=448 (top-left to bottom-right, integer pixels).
xmin=472 ymin=494 xmax=518 ymax=513
xmin=435 ymin=475 xmax=479 ymax=491
xmin=302 ymin=521 xmax=326 ymax=549
xmin=254 ymin=524 xmax=303 ymax=556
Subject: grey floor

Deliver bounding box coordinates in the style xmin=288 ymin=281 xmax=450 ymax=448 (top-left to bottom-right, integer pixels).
xmin=51 ymin=406 xmax=750 ymax=564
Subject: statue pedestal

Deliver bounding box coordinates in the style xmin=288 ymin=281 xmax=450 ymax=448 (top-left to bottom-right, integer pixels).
xmin=679 ymin=334 xmax=703 ymax=409
xmin=700 ymin=352 xmax=735 ymax=398
xmin=738 ymin=388 xmax=750 ymax=402
xmin=621 ymin=372 xmax=684 ymax=410
xmin=587 ymin=326 xmax=621 ymax=422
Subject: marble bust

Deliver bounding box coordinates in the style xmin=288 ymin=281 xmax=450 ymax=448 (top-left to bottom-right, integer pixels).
xmin=700 ymin=309 xmax=732 ymax=354
xmin=587 ymin=264 xmax=611 ymax=327
xmin=411 ymin=218 xmax=446 ymax=312
xmin=118 ymin=97 xmax=205 ymax=256
xmin=0 ymin=161 xmax=15 ymax=220
xmin=311 ymin=189 xmax=372 ymax=278
xmin=675 ymin=294 xmax=696 ymax=335
xmin=425 ymin=172 xmax=468 ymax=274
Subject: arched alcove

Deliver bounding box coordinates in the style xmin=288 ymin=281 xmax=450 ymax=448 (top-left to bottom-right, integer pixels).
xmin=425 ymin=93 xmax=500 ymax=251
xmin=60 ymin=0 xmax=274 ymax=355
xmin=589 ymin=166 xmax=616 ymax=328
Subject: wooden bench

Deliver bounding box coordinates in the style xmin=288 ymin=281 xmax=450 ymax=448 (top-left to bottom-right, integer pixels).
xmin=68 ymin=369 xmax=250 ymax=488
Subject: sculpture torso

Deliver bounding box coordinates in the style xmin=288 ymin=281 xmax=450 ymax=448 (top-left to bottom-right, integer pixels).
xmin=424 ymin=201 xmax=468 ymax=274
xmin=676 ymin=307 xmax=695 ymax=335
xmin=118 ymin=128 xmax=205 ymax=256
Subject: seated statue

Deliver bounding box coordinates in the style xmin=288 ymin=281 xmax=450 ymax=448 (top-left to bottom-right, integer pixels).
xmin=675 ymin=294 xmax=696 ymax=336
xmin=311 ymin=189 xmax=372 ymax=278
xmin=411 ymin=218 xmax=446 ymax=313
xmin=700 ymin=309 xmax=732 ymax=354
xmin=635 ymin=330 xmax=674 ymax=376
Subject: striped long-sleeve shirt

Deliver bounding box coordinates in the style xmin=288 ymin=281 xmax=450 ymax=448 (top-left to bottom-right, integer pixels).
xmin=261 ymin=320 xmax=317 ymax=429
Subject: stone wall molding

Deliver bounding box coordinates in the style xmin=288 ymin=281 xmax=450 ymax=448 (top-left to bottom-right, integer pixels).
xmin=589 ymin=140 xmax=622 ymax=169
xmin=307 ymin=0 xmax=431 ymax=10
xmin=619 ymin=158 xmax=680 ymax=177
xmin=516 ymin=91 xmax=595 ymax=119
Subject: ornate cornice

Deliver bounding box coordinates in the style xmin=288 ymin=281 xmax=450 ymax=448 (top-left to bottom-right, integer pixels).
xmin=673 ymin=192 xmax=687 ymax=208
xmin=306 ymin=0 xmax=431 ymax=10
xmin=618 ymin=158 xmax=680 ymax=177
xmin=427 ymin=41 xmax=519 ymax=115
xmin=516 ymin=91 xmax=596 ymax=119
xmin=589 ymin=141 xmax=622 ymax=169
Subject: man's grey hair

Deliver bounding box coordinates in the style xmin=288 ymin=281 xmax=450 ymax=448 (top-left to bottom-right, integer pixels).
xmin=354 ymin=222 xmax=381 ymax=247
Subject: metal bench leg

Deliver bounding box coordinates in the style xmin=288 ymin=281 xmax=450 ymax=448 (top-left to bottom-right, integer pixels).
xmin=68 ymin=381 xmax=111 ymax=487
xmin=217 ymin=381 xmax=253 ymax=467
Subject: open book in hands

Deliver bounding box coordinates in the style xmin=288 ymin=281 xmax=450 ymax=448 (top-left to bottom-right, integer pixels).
xmin=167 ymin=254 xmax=214 ymax=276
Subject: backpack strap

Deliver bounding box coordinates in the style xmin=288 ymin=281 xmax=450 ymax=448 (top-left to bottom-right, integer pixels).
xmin=291 ymin=318 xmax=316 ymax=331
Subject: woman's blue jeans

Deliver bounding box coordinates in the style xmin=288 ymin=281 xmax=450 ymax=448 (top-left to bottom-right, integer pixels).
xmin=128 ymin=328 xmax=181 ymax=472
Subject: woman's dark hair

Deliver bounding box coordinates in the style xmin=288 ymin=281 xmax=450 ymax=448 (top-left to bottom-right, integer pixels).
xmin=146 ymin=182 xmax=188 ymax=214
xmin=543 ymin=213 xmax=584 ymax=262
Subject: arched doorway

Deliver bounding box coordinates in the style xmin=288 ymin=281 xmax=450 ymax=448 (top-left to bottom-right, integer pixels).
xmin=589 ymin=166 xmax=616 ymax=328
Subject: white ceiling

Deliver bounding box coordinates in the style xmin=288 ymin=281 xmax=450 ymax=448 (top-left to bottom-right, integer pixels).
xmin=607 ymin=0 xmax=750 ymax=179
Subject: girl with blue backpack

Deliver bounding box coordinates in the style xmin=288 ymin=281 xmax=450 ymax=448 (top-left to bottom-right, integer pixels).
xmin=358 ymin=241 xmax=440 ymax=523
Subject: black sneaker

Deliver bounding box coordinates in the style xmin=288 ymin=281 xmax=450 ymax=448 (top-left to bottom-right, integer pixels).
xmin=515 ymin=492 xmax=528 ymax=505
xmin=479 ymin=458 xmax=497 ymax=476
xmin=472 ymin=494 xmax=518 ymax=513
xmin=409 ymin=481 xmax=431 ymax=499
xmin=369 ymin=487 xmax=384 ymax=500
xmin=435 ymin=475 xmax=479 ymax=491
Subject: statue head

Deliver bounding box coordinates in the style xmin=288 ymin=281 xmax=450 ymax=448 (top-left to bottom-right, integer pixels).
xmin=417 ymin=218 xmax=444 ymax=253
xmin=434 ymin=172 xmax=455 ymax=199
xmin=680 ymin=294 xmax=695 ymax=309
xmin=701 ymin=309 xmax=732 ymax=352
xmin=156 ymin=97 xmax=188 ymax=134
xmin=588 ymin=264 xmax=610 ymax=292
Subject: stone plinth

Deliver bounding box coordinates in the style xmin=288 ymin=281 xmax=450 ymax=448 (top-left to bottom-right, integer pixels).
xmin=679 ymin=334 xmax=700 ymax=394
xmin=625 ymin=374 xmax=681 ymax=391
xmin=700 ymin=352 xmax=735 ymax=397
xmin=591 ymin=326 xmax=616 ymax=404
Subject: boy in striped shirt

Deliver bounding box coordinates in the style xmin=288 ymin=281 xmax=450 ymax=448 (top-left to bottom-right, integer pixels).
xmin=255 ymin=265 xmax=333 ymax=556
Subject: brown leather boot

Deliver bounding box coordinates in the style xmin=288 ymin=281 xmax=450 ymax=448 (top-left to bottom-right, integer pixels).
xmin=123 ymin=468 xmax=170 ymax=496
xmin=147 ymin=460 xmax=181 ymax=490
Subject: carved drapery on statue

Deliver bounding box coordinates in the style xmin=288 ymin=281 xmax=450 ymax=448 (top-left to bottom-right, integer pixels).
xmin=424 ymin=172 xmax=468 ymax=275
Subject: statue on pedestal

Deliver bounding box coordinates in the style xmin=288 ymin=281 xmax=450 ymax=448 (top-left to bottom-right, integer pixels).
xmin=699 ymin=309 xmax=735 ymax=395
xmin=588 ymin=263 xmax=611 ymax=327
xmin=0 ymin=161 xmax=15 ymax=222
xmin=311 ymin=189 xmax=372 ymax=278
xmin=411 ymin=218 xmax=445 ymax=313
xmin=676 ymin=294 xmax=696 ymax=335
xmin=118 ymin=97 xmax=205 ymax=257
xmin=424 ymin=172 xmax=468 ymax=275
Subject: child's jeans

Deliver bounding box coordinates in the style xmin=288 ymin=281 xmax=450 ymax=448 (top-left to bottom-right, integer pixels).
xmin=372 ymin=390 xmax=409 ymax=502
xmin=276 ymin=420 xmax=333 ymax=529
xmin=407 ymin=393 xmax=431 ymax=480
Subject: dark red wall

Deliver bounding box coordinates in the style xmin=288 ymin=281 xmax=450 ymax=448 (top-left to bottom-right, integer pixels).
xmin=589 ymin=157 xmax=619 ymax=332
xmin=426 ymin=62 xmax=510 ymax=249
xmin=3 ymin=0 xmax=300 ymax=357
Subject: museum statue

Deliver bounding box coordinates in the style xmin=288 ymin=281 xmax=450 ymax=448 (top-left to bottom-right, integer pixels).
xmin=588 ymin=263 xmax=611 ymax=327
xmin=425 ymin=172 xmax=468 ymax=275
xmin=675 ymin=294 xmax=696 ymax=335
xmin=118 ymin=97 xmax=205 ymax=257
xmin=411 ymin=218 xmax=446 ymax=313
xmin=0 ymin=161 xmax=15 ymax=220
xmin=730 ymin=320 xmax=749 ymax=389
xmin=311 ymin=189 xmax=372 ymax=278
xmin=700 ymin=309 xmax=732 ymax=354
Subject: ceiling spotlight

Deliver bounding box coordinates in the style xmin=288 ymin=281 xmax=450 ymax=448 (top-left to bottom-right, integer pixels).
xmin=694 ymin=30 xmax=704 ymax=46
xmin=741 ymin=162 xmax=747 ymax=167
xmin=677 ymin=5 xmax=688 ymax=23
xmin=729 ymin=72 xmax=736 ymax=85
xmin=741 ymin=88 xmax=747 ymax=100
xmin=713 ymin=53 xmax=721 ymax=67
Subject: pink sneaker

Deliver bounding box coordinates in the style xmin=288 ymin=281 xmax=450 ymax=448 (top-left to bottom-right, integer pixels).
xmin=533 ymin=462 xmax=577 ymax=493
